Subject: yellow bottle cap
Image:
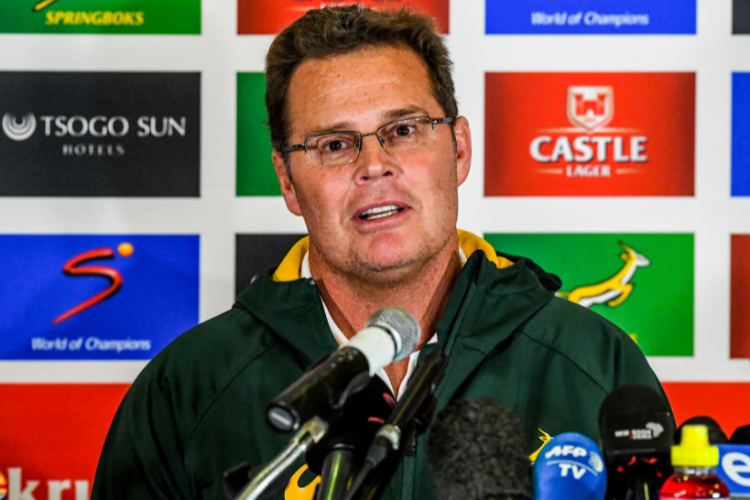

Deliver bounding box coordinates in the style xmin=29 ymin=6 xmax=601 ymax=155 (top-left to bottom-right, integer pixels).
xmin=671 ymin=424 xmax=719 ymax=467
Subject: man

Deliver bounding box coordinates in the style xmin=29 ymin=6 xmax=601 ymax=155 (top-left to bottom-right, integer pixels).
xmin=92 ymin=6 xmax=668 ymax=500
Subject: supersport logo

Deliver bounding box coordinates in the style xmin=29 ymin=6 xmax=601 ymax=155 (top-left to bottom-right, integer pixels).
xmin=32 ymin=0 xmax=61 ymax=12
xmin=53 ymin=242 xmax=133 ymax=325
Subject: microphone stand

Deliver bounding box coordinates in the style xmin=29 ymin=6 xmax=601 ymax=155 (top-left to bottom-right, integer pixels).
xmin=225 ymin=417 xmax=328 ymax=500
xmin=343 ymin=349 xmax=449 ymax=500
xmin=315 ymin=449 xmax=355 ymax=500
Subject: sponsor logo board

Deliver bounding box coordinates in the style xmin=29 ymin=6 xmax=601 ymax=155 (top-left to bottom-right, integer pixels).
xmin=735 ymin=0 xmax=750 ymax=34
xmin=731 ymin=235 xmax=750 ymax=358
xmin=0 ymin=235 xmax=199 ymax=360
xmin=237 ymin=73 xmax=279 ymax=197
xmin=236 ymin=234 xmax=306 ymax=296
xmin=733 ymin=73 xmax=750 ymax=196
xmin=486 ymin=0 xmax=696 ymax=35
xmin=717 ymin=445 xmax=750 ymax=496
xmin=0 ymin=72 xmax=200 ymax=197
xmin=0 ymin=0 xmax=200 ymax=34
xmin=238 ymin=0 xmax=449 ymax=35
xmin=0 ymin=383 xmax=129 ymax=500
xmin=662 ymin=382 xmax=750 ymax=441
xmin=485 ymin=72 xmax=695 ymax=196
xmin=484 ymin=233 xmax=694 ymax=356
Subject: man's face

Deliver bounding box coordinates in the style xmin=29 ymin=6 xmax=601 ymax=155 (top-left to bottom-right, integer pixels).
xmin=273 ymin=45 xmax=472 ymax=283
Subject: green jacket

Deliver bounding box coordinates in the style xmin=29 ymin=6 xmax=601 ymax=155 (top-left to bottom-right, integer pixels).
xmin=92 ymin=233 xmax=668 ymax=500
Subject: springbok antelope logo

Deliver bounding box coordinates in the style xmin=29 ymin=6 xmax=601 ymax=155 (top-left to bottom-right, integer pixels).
xmin=557 ymin=241 xmax=650 ymax=309
xmin=33 ymin=0 xmax=60 ymax=12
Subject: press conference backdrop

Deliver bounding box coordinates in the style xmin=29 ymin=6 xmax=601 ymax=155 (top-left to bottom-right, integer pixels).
xmin=1 ymin=0 xmax=750 ymax=496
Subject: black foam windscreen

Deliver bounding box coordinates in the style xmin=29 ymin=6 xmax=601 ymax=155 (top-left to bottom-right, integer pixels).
xmin=730 ymin=424 xmax=750 ymax=444
xmin=676 ymin=416 xmax=728 ymax=444
xmin=426 ymin=397 xmax=532 ymax=500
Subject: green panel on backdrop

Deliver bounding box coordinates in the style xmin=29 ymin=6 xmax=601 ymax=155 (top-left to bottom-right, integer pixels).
xmin=0 ymin=0 xmax=200 ymax=34
xmin=484 ymin=233 xmax=694 ymax=357
xmin=236 ymin=73 xmax=280 ymax=197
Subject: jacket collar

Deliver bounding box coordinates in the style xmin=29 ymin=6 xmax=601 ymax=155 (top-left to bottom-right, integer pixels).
xmin=236 ymin=230 xmax=560 ymax=372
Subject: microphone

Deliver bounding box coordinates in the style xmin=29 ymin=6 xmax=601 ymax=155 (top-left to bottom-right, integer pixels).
xmin=304 ymin=375 xmax=394 ymax=476
xmin=425 ymin=397 xmax=532 ymax=500
xmin=266 ymin=308 xmax=419 ymax=433
xmin=532 ymin=432 xmax=607 ymax=500
xmin=344 ymin=349 xmax=449 ymax=500
xmin=598 ymin=384 xmax=675 ymax=500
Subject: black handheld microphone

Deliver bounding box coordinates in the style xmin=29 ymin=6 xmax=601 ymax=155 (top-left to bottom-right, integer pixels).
xmin=598 ymin=384 xmax=675 ymax=500
xmin=426 ymin=397 xmax=532 ymax=500
xmin=267 ymin=308 xmax=419 ymax=433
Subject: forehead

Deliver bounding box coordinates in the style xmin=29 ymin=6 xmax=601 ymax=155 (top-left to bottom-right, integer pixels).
xmin=286 ymin=45 xmax=440 ymax=136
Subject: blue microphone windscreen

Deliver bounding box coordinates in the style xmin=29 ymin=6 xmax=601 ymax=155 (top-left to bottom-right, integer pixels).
xmin=532 ymin=432 xmax=607 ymax=500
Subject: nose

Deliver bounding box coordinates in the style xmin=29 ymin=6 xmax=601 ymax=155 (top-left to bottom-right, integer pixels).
xmin=355 ymin=132 xmax=393 ymax=183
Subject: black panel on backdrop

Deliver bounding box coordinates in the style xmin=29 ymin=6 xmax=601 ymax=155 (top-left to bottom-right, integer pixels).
xmin=0 ymin=72 xmax=200 ymax=196
xmin=235 ymin=233 xmax=307 ymax=297
xmin=734 ymin=0 xmax=750 ymax=33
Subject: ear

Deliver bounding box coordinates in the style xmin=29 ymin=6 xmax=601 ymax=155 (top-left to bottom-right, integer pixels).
xmin=453 ymin=116 xmax=472 ymax=187
xmin=272 ymin=150 xmax=303 ymax=216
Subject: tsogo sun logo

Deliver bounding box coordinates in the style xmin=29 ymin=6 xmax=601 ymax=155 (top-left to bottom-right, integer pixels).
xmin=2 ymin=113 xmax=37 ymax=141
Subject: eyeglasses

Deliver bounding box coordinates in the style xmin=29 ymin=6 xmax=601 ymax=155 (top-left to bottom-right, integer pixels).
xmin=281 ymin=116 xmax=455 ymax=167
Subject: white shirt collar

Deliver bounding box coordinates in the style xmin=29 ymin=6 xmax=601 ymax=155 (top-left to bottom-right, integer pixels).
xmin=300 ymin=247 xmax=466 ymax=398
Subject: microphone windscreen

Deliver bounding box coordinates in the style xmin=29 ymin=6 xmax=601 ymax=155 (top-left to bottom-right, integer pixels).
xmin=426 ymin=397 xmax=532 ymax=500
xmin=366 ymin=307 xmax=419 ymax=361
xmin=532 ymin=432 xmax=607 ymax=500
xmin=598 ymin=384 xmax=674 ymax=460
xmin=730 ymin=424 xmax=750 ymax=444
xmin=677 ymin=416 xmax=728 ymax=444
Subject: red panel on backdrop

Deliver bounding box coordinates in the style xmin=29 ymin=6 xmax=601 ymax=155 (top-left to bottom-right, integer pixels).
xmin=485 ymin=72 xmax=695 ymax=196
xmin=0 ymin=384 xmax=129 ymax=498
xmin=662 ymin=382 xmax=750 ymax=437
xmin=731 ymin=235 xmax=750 ymax=359
xmin=238 ymin=0 xmax=450 ymax=35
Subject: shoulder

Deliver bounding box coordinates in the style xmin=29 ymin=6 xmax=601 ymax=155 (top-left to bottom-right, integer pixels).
xmin=517 ymin=296 xmax=658 ymax=392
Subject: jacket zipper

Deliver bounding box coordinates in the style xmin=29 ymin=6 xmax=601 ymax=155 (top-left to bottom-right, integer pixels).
xmin=400 ymin=282 xmax=478 ymax=500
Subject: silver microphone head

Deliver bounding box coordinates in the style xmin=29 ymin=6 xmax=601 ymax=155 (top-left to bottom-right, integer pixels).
xmin=366 ymin=307 xmax=420 ymax=362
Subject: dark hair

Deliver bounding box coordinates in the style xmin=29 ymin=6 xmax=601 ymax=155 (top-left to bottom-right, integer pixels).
xmin=265 ymin=5 xmax=457 ymax=165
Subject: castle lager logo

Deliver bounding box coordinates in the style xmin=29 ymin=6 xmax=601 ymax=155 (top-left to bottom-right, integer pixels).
xmin=486 ymin=0 xmax=696 ymax=34
xmin=484 ymin=233 xmax=694 ymax=356
xmin=0 ymin=0 xmax=200 ymax=34
xmin=0 ymin=72 xmax=200 ymax=197
xmin=238 ymin=0 xmax=449 ymax=35
xmin=1 ymin=113 xmax=37 ymax=141
xmin=566 ymin=86 xmax=614 ymax=131
xmin=485 ymin=72 xmax=695 ymax=196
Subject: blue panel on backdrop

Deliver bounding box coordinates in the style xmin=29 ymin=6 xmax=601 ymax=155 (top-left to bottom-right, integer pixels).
xmin=733 ymin=73 xmax=750 ymax=196
xmin=486 ymin=0 xmax=696 ymax=34
xmin=0 ymin=235 xmax=199 ymax=359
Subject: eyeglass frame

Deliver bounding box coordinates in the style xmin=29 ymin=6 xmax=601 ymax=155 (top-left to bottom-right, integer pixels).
xmin=280 ymin=115 xmax=455 ymax=164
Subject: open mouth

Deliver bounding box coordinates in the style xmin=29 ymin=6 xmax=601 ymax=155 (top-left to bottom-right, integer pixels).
xmin=357 ymin=204 xmax=405 ymax=221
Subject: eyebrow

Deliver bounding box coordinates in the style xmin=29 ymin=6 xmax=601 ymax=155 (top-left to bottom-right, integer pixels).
xmin=304 ymin=106 xmax=431 ymax=137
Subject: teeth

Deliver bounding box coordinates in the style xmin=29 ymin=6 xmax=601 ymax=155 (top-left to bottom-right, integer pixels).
xmin=359 ymin=205 xmax=402 ymax=220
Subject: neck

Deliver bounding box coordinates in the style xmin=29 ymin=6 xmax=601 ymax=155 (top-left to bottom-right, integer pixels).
xmin=310 ymin=238 xmax=463 ymax=348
